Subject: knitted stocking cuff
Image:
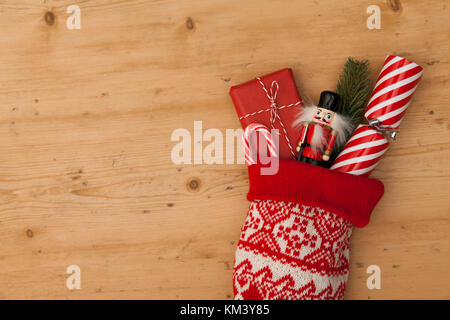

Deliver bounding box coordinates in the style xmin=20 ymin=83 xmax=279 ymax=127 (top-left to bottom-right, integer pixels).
xmin=233 ymin=159 xmax=384 ymax=300
xmin=247 ymin=159 xmax=384 ymax=227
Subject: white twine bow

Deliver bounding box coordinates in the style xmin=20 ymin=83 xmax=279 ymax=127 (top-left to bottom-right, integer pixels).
xmin=256 ymin=78 xmax=296 ymax=159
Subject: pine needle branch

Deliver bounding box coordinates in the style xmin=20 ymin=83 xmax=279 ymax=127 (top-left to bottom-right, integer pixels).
xmin=336 ymin=57 xmax=371 ymax=125
xmin=326 ymin=57 xmax=372 ymax=166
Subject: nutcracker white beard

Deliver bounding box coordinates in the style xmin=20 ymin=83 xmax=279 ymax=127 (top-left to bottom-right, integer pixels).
xmin=294 ymin=105 xmax=354 ymax=151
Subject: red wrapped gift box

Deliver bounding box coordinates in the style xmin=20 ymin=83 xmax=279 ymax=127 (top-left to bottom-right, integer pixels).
xmin=229 ymin=68 xmax=304 ymax=159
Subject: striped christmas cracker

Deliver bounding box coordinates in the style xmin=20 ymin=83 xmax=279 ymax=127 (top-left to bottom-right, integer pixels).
xmin=330 ymin=55 xmax=423 ymax=176
xmin=330 ymin=125 xmax=389 ymax=176
xmin=365 ymin=55 xmax=423 ymax=130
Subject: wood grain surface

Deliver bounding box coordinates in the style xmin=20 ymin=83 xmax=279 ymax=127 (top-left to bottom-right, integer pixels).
xmin=0 ymin=0 xmax=449 ymax=299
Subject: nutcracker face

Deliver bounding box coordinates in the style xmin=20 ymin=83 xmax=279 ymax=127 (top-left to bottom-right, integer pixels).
xmin=313 ymin=107 xmax=335 ymax=126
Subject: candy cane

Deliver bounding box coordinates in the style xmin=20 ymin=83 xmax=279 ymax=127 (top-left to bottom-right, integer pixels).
xmin=242 ymin=123 xmax=278 ymax=166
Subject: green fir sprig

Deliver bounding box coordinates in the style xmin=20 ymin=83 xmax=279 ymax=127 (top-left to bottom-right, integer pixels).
xmin=326 ymin=57 xmax=372 ymax=167
xmin=336 ymin=57 xmax=371 ymax=126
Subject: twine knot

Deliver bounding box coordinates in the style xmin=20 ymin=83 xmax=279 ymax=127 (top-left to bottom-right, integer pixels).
xmin=368 ymin=118 xmax=397 ymax=140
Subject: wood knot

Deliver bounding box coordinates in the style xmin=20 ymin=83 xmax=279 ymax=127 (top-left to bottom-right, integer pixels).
xmin=186 ymin=177 xmax=200 ymax=192
xmin=44 ymin=11 xmax=55 ymax=26
xmin=388 ymin=0 xmax=401 ymax=12
xmin=26 ymin=229 xmax=34 ymax=238
xmin=185 ymin=17 xmax=194 ymax=30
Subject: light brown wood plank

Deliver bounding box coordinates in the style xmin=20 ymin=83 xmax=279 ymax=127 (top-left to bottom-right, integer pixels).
xmin=0 ymin=0 xmax=448 ymax=299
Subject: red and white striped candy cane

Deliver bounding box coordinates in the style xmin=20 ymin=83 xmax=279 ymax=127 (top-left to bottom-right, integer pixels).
xmin=330 ymin=125 xmax=389 ymax=176
xmin=365 ymin=55 xmax=423 ymax=130
xmin=242 ymin=123 xmax=278 ymax=166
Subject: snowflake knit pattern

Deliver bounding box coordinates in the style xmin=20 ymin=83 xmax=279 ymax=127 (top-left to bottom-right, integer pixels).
xmin=234 ymin=200 xmax=352 ymax=300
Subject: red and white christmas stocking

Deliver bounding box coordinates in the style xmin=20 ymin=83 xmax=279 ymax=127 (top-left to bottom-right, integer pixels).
xmin=233 ymin=159 xmax=384 ymax=300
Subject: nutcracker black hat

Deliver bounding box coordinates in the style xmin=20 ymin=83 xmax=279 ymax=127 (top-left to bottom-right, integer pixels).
xmin=318 ymin=91 xmax=340 ymax=112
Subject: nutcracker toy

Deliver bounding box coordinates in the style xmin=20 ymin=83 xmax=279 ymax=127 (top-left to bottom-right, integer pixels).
xmin=294 ymin=91 xmax=352 ymax=165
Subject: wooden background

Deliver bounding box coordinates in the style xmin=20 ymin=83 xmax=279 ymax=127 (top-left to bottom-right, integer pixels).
xmin=0 ymin=0 xmax=448 ymax=299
